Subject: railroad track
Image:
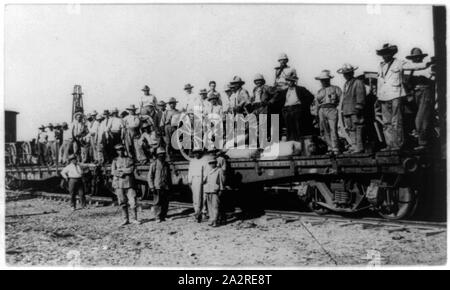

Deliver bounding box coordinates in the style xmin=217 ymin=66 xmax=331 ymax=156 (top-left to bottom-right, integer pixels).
xmin=25 ymin=191 xmax=447 ymax=231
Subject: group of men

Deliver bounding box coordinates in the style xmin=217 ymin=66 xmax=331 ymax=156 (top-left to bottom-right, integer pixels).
xmin=54 ymin=42 xmax=436 ymax=227
xmin=61 ymin=143 xmax=228 ymax=227
xmin=37 ymin=43 xmax=435 ymax=167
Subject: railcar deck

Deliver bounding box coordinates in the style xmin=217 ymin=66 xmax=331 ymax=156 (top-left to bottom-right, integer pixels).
xmin=5 ymin=150 xmax=434 ymax=185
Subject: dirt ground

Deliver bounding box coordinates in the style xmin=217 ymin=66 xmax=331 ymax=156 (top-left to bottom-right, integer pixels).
xmin=4 ymin=191 xmax=447 ymax=267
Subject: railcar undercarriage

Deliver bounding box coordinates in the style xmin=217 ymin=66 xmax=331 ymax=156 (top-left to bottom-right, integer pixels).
xmin=5 ymin=149 xmax=442 ymax=220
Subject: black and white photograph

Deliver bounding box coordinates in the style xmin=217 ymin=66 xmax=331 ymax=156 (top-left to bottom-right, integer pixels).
xmin=1 ymin=1 xmax=448 ymax=272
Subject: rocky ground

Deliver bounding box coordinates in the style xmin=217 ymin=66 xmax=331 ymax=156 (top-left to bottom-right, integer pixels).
xmin=4 ymin=190 xmax=447 ymax=267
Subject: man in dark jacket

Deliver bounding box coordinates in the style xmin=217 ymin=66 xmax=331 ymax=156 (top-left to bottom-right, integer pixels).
xmin=337 ymin=64 xmax=366 ymax=154
xmin=277 ymin=69 xmax=315 ymax=141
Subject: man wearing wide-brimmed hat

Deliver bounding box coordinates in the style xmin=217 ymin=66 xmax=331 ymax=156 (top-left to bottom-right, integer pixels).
xmin=337 ymin=63 xmax=366 ymax=154
xmin=314 ymin=70 xmax=342 ymax=154
xmin=87 ymin=112 xmax=100 ymax=163
xmin=278 ymin=69 xmax=315 ymax=141
xmin=93 ymin=114 xmax=106 ymax=164
xmin=251 ymin=73 xmax=272 ymax=115
xmin=140 ymin=85 xmax=157 ymax=116
xmin=122 ymin=104 xmax=141 ymax=159
xmin=155 ymin=100 xmax=167 ymax=133
xmin=229 ymin=76 xmax=250 ymax=114
xmin=96 ymin=110 xmax=113 ymax=162
xmin=402 ymin=47 xmax=435 ymax=151
xmin=37 ymin=125 xmax=48 ymax=165
xmin=180 ymin=83 xmax=195 ymax=113
xmin=71 ymin=111 xmax=87 ymax=160
xmin=111 ymin=144 xmax=140 ymax=225
xmin=188 ymin=148 xmax=208 ymax=222
xmin=147 ymin=147 xmax=171 ymax=222
xmin=222 ymin=84 xmax=234 ymax=114
xmin=45 ymin=123 xmax=58 ymax=165
xmin=161 ymin=97 xmax=181 ymax=156
xmin=203 ymin=155 xmax=225 ymax=227
xmin=107 ymin=107 xmax=124 ymax=158
xmin=376 ymin=43 xmax=406 ymax=151
xmin=274 ymin=53 xmax=295 ymax=90
xmin=205 ymin=92 xmax=223 ymax=119
xmin=59 ymin=122 xmax=72 ymax=164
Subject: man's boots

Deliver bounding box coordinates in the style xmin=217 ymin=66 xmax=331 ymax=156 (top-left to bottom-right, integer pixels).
xmin=120 ymin=207 xmax=129 ymax=226
xmin=130 ymin=208 xmax=141 ymax=225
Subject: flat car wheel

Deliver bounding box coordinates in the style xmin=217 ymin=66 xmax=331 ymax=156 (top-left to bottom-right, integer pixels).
xmin=308 ymin=188 xmax=330 ymax=215
xmin=377 ymin=187 xmax=417 ymax=220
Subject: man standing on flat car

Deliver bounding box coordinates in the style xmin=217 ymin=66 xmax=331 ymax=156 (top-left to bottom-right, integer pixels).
xmin=274 ymin=53 xmax=294 ymax=91
xmin=314 ymin=70 xmax=342 ymax=155
xmin=278 ymin=69 xmax=315 ymax=141
xmin=337 ymin=63 xmax=366 ymax=154
xmin=376 ymin=43 xmax=406 ymax=151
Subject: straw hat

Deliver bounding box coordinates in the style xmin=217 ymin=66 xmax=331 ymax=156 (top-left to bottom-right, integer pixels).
xmin=315 ymin=70 xmax=334 ymax=80
xmin=337 ymin=63 xmax=358 ymax=74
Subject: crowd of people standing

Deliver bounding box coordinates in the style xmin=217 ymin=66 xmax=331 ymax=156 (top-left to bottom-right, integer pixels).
xmin=37 ymin=42 xmax=438 ymax=227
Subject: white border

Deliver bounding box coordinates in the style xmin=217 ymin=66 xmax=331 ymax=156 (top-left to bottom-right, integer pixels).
xmin=0 ymin=0 xmax=448 ymax=270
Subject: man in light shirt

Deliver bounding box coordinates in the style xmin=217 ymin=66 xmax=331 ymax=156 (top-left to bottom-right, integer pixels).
xmin=222 ymin=84 xmax=233 ymax=114
xmin=59 ymin=122 xmax=72 ymax=164
xmin=88 ymin=111 xmax=100 ymax=163
xmin=337 ymin=64 xmax=366 ymax=154
xmin=93 ymin=114 xmax=106 ymax=164
xmin=97 ymin=111 xmax=112 ymax=162
xmin=251 ymin=73 xmax=272 ymax=115
xmin=46 ymin=123 xmax=57 ymax=165
xmin=37 ymin=125 xmax=48 ymax=165
xmin=274 ymin=53 xmax=294 ymax=91
xmin=180 ymin=83 xmax=195 ymax=113
xmin=123 ymin=104 xmax=141 ymax=159
xmin=107 ymin=108 xmax=124 ymax=157
xmin=140 ymin=85 xmax=157 ymax=115
xmin=71 ymin=112 xmax=87 ymax=160
xmin=161 ymin=97 xmax=180 ymax=157
xmin=60 ymin=154 xmax=86 ymax=210
xmin=314 ymin=70 xmax=342 ymax=154
xmin=376 ymin=43 xmax=432 ymax=151
xmin=229 ymin=76 xmax=250 ymax=114
xmin=188 ymin=149 xmax=208 ymax=223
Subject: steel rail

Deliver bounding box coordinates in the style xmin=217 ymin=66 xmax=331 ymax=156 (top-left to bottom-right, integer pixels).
xmin=26 ymin=191 xmax=447 ymax=230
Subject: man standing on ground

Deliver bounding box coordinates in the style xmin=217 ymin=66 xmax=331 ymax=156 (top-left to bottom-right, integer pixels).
xmin=147 ymin=148 xmax=172 ymax=222
xmin=60 ymin=154 xmax=87 ymax=210
xmin=188 ymin=149 xmax=206 ymax=222
xmin=111 ymin=144 xmax=140 ymax=226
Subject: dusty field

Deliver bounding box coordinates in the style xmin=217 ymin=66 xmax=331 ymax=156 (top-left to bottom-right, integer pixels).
xmin=4 ymin=191 xmax=447 ymax=267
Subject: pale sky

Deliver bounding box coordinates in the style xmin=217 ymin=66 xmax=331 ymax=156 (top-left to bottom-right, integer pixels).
xmin=5 ymin=4 xmax=434 ymax=140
